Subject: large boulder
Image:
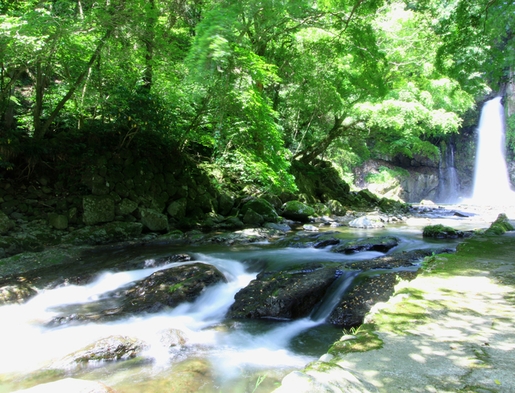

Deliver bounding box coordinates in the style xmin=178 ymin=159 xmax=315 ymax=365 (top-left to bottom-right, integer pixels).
xmin=83 ymin=195 xmax=115 ymax=225
xmin=280 ymin=200 xmax=315 ymax=222
xmin=241 ymin=198 xmax=279 ymax=223
xmin=228 ymin=263 xmax=339 ymax=320
xmin=485 ymin=213 xmax=515 ymax=235
xmin=116 ymin=198 xmax=138 ymax=216
xmin=122 ymin=263 xmax=227 ymax=314
xmin=242 ymin=208 xmax=265 ymax=226
xmin=140 ymin=207 xmax=168 ymax=232
xmin=167 ymin=198 xmax=187 ymax=220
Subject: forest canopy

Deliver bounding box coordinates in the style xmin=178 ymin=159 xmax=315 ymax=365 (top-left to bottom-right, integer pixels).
xmin=1 ymin=0 xmax=514 ymax=193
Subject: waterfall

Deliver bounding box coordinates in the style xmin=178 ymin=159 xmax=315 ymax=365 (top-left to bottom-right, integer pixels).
xmin=437 ymin=141 xmax=460 ymax=203
xmin=471 ymin=97 xmax=515 ymax=205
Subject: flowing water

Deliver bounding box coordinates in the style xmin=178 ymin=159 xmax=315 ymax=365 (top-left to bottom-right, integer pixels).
xmin=0 ymin=214 xmax=492 ymax=392
xmin=471 ymin=97 xmax=515 ymax=205
xmin=437 ymin=141 xmax=460 ymax=204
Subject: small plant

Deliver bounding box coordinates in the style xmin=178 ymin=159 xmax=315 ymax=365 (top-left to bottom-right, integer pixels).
xmin=251 ymin=374 xmax=267 ymax=393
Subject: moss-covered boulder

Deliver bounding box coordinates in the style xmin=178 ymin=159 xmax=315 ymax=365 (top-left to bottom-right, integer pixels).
xmin=422 ymin=224 xmax=467 ymax=239
xmin=281 ymin=200 xmax=315 ymax=222
xmin=227 ymin=263 xmax=339 ymax=320
xmin=484 ymin=213 xmax=514 ymax=235
xmin=241 ymin=198 xmax=279 ymax=223
xmin=242 ymin=208 xmax=265 ymax=226
xmin=167 ymin=198 xmax=187 ymax=220
xmin=326 ymin=199 xmax=346 ymax=216
xmin=122 ymin=263 xmax=227 ymax=314
xmin=140 ymin=207 xmax=169 ymax=232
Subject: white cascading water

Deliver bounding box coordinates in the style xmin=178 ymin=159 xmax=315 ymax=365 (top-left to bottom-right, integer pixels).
xmin=471 ymin=96 xmax=515 ymax=205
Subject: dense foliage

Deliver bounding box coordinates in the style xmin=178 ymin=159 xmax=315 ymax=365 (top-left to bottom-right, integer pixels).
xmin=1 ymin=0 xmax=513 ymax=192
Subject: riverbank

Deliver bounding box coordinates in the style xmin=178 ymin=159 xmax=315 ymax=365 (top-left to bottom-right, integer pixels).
xmin=275 ymin=227 xmax=515 ymax=392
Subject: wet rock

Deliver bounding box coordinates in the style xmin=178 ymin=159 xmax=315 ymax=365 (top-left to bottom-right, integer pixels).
xmin=327 ymin=271 xmax=418 ymax=327
xmin=422 ymin=224 xmax=468 ymax=239
xmin=0 ymin=283 xmax=38 ymax=304
xmin=12 ymin=378 xmax=117 ymax=393
xmin=281 ymin=200 xmax=315 ymax=222
xmin=138 ymin=358 xmax=213 ymax=393
xmin=228 ymin=263 xmax=339 ymax=320
xmin=347 ymin=248 xmax=452 ymax=271
xmin=159 ymin=328 xmax=188 ymax=348
xmin=60 ymin=335 xmax=147 ymax=365
xmin=332 ymin=236 xmax=400 ymax=254
xmin=121 ymin=262 xmax=227 ymax=314
xmin=349 ymin=215 xmax=384 ymax=228
xmin=263 ymin=222 xmax=292 ymax=233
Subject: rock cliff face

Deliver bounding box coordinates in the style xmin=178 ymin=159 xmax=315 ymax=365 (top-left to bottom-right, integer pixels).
xmin=354 ymin=159 xmax=440 ymax=203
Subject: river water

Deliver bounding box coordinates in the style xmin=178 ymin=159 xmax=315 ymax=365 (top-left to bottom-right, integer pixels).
xmin=0 ymin=207 xmax=501 ymax=393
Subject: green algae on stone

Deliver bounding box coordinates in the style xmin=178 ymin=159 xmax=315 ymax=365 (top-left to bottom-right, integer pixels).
xmin=328 ymin=324 xmax=383 ymax=355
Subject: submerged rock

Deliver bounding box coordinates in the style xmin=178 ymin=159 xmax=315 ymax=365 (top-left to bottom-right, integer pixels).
xmin=332 ymin=236 xmax=400 ymax=254
xmin=228 ymin=263 xmax=339 ymax=320
xmin=12 ymin=378 xmax=117 ymax=393
xmin=58 ymin=335 xmax=147 ymax=366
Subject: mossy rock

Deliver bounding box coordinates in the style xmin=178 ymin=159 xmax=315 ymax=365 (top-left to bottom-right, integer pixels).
xmin=281 ymin=200 xmax=315 ymax=222
xmin=484 ymin=213 xmax=514 ymax=236
xmin=422 ymin=224 xmax=463 ymax=239
xmin=240 ymin=198 xmax=279 ymax=223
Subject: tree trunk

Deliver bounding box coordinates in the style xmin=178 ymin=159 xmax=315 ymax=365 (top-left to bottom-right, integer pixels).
xmin=34 ymin=28 xmax=113 ymax=140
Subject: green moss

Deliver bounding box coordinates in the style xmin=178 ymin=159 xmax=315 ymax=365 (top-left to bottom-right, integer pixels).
xmin=484 ymin=213 xmax=514 ymax=236
xmin=328 ymin=324 xmax=383 ymax=355
xmin=422 ymin=224 xmax=461 ymax=238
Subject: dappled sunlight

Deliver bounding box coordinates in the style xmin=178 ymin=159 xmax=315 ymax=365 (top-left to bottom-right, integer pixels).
xmin=331 ymin=263 xmax=515 ymax=392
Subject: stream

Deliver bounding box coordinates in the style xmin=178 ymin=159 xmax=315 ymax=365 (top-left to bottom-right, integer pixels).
xmin=0 ymin=207 xmax=496 ymax=393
